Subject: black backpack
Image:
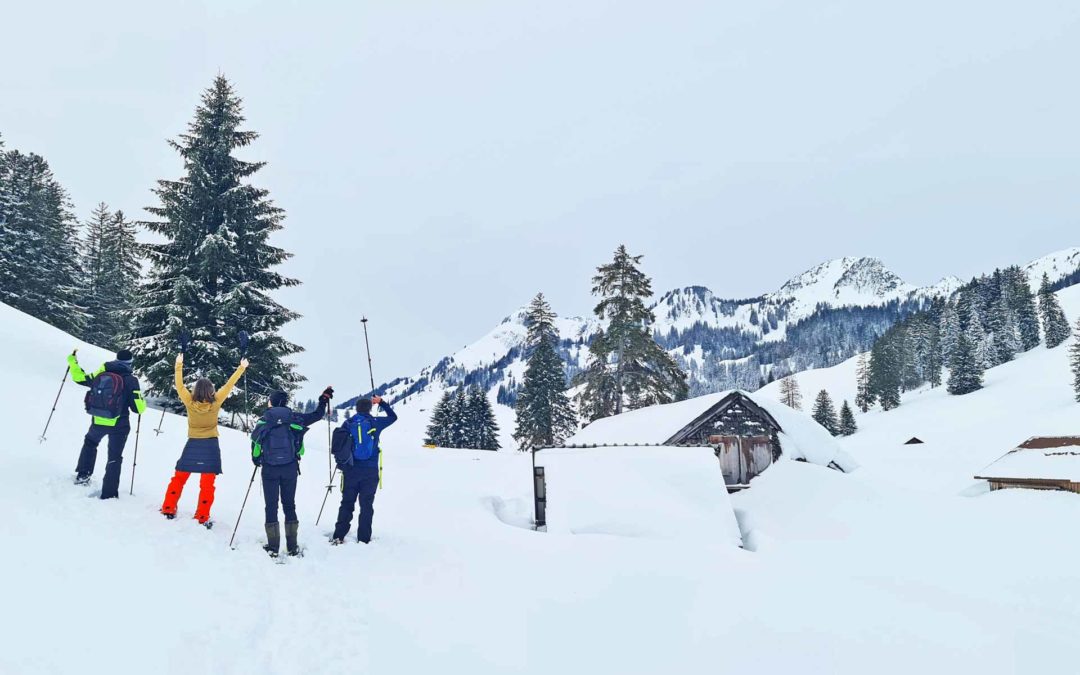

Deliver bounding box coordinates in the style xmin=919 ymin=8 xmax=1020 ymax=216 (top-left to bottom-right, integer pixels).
xmin=252 ymin=414 xmax=302 ymax=466
xmin=85 ymin=372 xmax=126 ymax=419
xmin=331 ymin=425 xmax=354 ymax=469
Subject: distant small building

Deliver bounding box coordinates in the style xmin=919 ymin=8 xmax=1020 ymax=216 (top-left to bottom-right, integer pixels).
xmin=563 ymin=390 xmax=857 ymax=490
xmin=905 ymin=437 xmax=925 ymax=445
xmin=975 ymin=437 xmax=1080 ymax=494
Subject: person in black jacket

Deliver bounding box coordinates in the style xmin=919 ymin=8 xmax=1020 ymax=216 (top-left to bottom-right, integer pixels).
xmin=69 ymin=349 xmax=147 ymax=499
xmin=251 ymin=386 xmax=333 ymax=557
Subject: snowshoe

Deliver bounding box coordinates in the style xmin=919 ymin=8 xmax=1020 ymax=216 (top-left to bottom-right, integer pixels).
xmin=330 ymin=538 xmax=345 ymax=546
xmin=200 ymin=520 xmax=214 ymax=530
xmin=73 ymin=474 xmax=91 ymax=486
xmin=162 ymin=512 xmax=177 ymax=520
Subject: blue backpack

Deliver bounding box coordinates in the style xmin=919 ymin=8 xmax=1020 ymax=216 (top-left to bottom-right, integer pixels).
xmin=349 ymin=415 xmax=377 ymax=461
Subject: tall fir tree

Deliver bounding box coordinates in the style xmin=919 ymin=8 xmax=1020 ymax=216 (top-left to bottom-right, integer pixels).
xmin=837 ymin=399 xmax=857 ymax=436
xmin=576 ymin=245 xmax=687 ymax=421
xmin=468 ymin=386 xmax=501 ymax=451
xmin=424 ymin=390 xmax=455 ymax=446
xmin=0 ymin=148 xmax=85 ymax=335
xmin=811 ymin=389 xmax=839 ymax=436
xmin=1070 ymin=317 xmax=1080 ymax=403
xmin=1006 ymin=267 xmax=1041 ymax=351
xmin=939 ymin=303 xmax=960 ymax=366
xmin=778 ymin=375 xmax=802 ymax=410
xmin=854 ymin=353 xmax=874 ymax=412
xmin=1038 ymin=273 xmax=1071 ymax=348
xmin=868 ymin=336 xmax=901 ymax=410
xmin=447 ymin=388 xmax=469 ymax=447
xmin=513 ymin=293 xmax=577 ymax=451
xmin=129 ymin=76 xmax=302 ymax=410
xmin=947 ymin=332 xmax=984 ymax=395
xmin=79 ymin=202 xmax=113 ymax=346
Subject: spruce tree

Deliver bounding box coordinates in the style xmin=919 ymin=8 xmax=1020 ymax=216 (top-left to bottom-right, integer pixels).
xmin=838 ymin=400 xmax=857 ymax=436
xmin=947 ymin=332 xmax=984 ymax=395
xmin=79 ymin=202 xmax=113 ymax=346
xmin=424 ymin=390 xmax=455 ymax=446
xmin=0 ymin=149 xmax=85 ymax=334
xmin=939 ymin=304 xmax=960 ymax=366
xmin=130 ymin=76 xmax=302 ymax=410
xmin=513 ymin=293 xmax=577 ymax=451
xmin=1038 ymin=273 xmax=1071 ymax=348
xmin=869 ymin=336 xmax=901 ymax=410
xmin=576 ymin=245 xmax=687 ymax=421
xmin=79 ymin=204 xmax=141 ymax=348
xmin=854 ymin=353 xmax=874 ymax=412
xmin=1070 ymin=318 xmax=1080 ymax=403
xmin=446 ymin=388 xmax=469 ymax=447
xmin=811 ymin=389 xmax=839 ymax=435
xmin=778 ymin=375 xmax=802 ymax=410
xmin=468 ymin=386 xmax=501 ymax=451
xmin=1006 ymin=267 xmax=1040 ymax=352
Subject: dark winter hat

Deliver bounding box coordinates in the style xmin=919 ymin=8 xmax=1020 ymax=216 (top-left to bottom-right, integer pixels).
xmin=116 ymin=349 xmax=134 ymax=363
xmin=356 ymin=398 xmax=373 ymax=414
xmin=269 ymin=390 xmax=289 ymax=407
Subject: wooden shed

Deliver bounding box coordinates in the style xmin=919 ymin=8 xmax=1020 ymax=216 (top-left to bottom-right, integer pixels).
xmin=667 ymin=391 xmax=783 ymax=487
xmin=974 ymin=436 xmax=1080 ymax=494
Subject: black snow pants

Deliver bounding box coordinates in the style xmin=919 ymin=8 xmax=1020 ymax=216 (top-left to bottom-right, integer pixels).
xmin=332 ymin=465 xmax=380 ymax=543
xmin=76 ymin=419 xmax=131 ymax=499
xmin=261 ymin=461 xmax=300 ymax=524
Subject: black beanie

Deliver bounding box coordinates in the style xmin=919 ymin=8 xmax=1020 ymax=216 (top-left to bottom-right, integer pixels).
xmin=116 ymin=349 xmax=134 ymax=362
xmin=269 ymin=390 xmax=289 ymax=407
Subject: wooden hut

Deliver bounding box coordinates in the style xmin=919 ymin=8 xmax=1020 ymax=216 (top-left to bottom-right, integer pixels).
xmin=667 ymin=392 xmax=783 ymax=486
xmin=904 ymin=437 xmax=924 ymax=445
xmin=974 ymin=436 xmax=1080 ymax=494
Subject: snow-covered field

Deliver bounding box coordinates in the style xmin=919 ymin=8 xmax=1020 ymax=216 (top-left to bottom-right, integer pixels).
xmin=3 ymin=286 xmax=1080 ymax=673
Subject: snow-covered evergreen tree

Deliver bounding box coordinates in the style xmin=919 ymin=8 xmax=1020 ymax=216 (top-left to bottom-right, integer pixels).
xmin=838 ymin=399 xmax=857 ymax=436
xmin=80 ymin=204 xmax=141 ymax=349
xmin=778 ymin=375 xmax=802 ymax=410
xmin=1005 ymin=267 xmax=1040 ymax=352
xmin=468 ymin=386 xmax=501 ymax=451
xmin=855 ymin=353 xmax=874 ymax=412
xmin=1070 ymin=318 xmax=1080 ymax=403
xmin=0 ymin=148 xmax=85 ymax=335
xmin=424 ymin=390 xmax=454 ymax=446
xmin=947 ymin=332 xmax=984 ymax=395
xmin=576 ymin=245 xmax=687 ymax=421
xmin=939 ymin=304 xmax=960 ymax=365
xmin=513 ymin=293 xmax=577 ymax=451
xmin=1038 ymin=273 xmax=1071 ymax=348
xmin=129 ymin=76 xmax=302 ymax=410
xmin=811 ymin=389 xmax=839 ymax=435
xmin=869 ymin=336 xmax=901 ymax=410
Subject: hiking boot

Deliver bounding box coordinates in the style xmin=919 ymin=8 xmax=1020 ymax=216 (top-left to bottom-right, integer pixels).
xmin=330 ymin=537 xmax=345 ymax=546
xmin=285 ymin=521 xmax=299 ymax=556
xmin=162 ymin=512 xmax=176 ymax=520
xmin=74 ymin=474 xmax=91 ymax=486
xmin=264 ymin=522 xmax=280 ymax=557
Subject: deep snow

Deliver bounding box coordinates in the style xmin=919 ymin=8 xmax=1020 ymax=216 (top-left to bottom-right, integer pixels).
xmin=4 ymin=284 xmax=1080 ymax=674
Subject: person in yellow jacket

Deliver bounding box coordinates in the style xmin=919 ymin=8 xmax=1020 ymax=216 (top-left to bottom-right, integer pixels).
xmin=160 ymin=353 xmax=247 ymax=526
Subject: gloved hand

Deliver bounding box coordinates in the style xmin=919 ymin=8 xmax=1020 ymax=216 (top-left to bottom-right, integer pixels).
xmin=320 ymin=386 xmax=334 ymax=403
xmin=252 ymin=453 xmax=263 ymax=467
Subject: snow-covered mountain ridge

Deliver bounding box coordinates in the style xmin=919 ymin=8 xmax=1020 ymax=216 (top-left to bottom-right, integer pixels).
xmin=364 ymin=248 xmax=1080 ymax=413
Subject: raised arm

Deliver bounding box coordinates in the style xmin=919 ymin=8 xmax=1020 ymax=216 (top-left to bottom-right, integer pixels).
xmin=373 ymin=399 xmax=397 ymax=430
xmin=174 ymin=355 xmax=193 ymax=406
xmin=69 ymin=353 xmax=104 ymax=389
xmin=215 ymin=360 xmax=248 ymax=404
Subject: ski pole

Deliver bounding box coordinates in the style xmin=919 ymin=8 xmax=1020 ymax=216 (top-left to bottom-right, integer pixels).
xmin=361 ymin=317 xmax=383 ymax=489
xmin=129 ymin=415 xmax=141 ymax=495
xmin=40 ymin=349 xmax=76 ymax=443
xmin=238 ymin=331 xmax=251 ymax=432
xmin=327 ymin=399 xmax=333 ymax=481
xmin=229 ymin=466 xmax=259 ymax=549
xmin=315 ymin=468 xmax=338 ymax=527
xmin=156 ymin=331 xmax=189 ymax=436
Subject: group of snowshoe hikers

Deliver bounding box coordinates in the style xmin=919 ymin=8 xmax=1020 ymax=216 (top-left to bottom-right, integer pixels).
xmin=68 ymin=349 xmax=397 ymax=557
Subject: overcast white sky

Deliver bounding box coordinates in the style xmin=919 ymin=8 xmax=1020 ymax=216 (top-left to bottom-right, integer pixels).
xmin=4 ymin=1 xmax=1079 ymax=398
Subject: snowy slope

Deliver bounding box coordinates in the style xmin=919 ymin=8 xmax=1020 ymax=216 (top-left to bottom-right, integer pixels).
xmin=6 ymin=283 xmax=1080 ymax=673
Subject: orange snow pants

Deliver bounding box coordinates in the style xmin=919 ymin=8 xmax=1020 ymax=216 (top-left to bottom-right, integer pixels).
xmin=161 ymin=471 xmax=217 ymax=523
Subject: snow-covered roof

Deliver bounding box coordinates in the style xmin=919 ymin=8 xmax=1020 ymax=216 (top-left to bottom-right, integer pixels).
xmin=536 ymin=445 xmax=743 ymax=546
xmin=564 ymin=390 xmax=858 ymax=472
xmin=975 ymin=437 xmax=1080 ymax=482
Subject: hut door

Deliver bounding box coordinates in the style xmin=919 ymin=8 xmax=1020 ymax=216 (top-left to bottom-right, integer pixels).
xmin=711 ymin=436 xmax=745 ymax=485
xmin=743 ymin=435 xmax=773 ymax=480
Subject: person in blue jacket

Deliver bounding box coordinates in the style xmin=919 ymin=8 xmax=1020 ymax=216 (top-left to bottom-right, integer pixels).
xmin=251 ymin=386 xmax=334 ymax=556
xmin=331 ymin=395 xmax=398 ymax=545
